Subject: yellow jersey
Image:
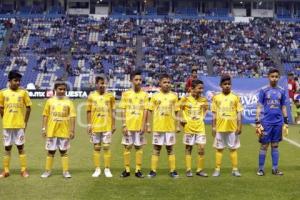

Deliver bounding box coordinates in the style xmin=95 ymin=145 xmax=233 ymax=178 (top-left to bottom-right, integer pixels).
xmin=180 ymin=95 xmax=208 ymax=134
xmin=211 ymin=92 xmax=243 ymax=133
xmin=119 ymin=89 xmax=148 ymax=131
xmin=43 ymin=96 xmax=76 ymax=138
xmin=148 ymin=91 xmax=179 ymax=132
xmin=0 ymin=88 xmax=32 ymax=129
xmin=86 ymin=91 xmax=115 ymax=133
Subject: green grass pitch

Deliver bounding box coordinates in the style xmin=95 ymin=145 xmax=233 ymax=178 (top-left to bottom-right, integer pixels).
xmin=0 ymin=99 xmax=299 ymax=200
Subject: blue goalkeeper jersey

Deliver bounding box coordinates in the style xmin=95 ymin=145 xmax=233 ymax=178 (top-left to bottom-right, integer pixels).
xmin=258 ymin=86 xmax=287 ymax=125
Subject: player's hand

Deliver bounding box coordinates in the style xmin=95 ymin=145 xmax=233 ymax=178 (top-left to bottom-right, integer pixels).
xmin=176 ymin=126 xmax=181 ymax=133
xmin=236 ymin=128 xmax=242 ymax=135
xmin=146 ymin=123 xmax=151 ymax=134
xmin=70 ymin=131 xmax=75 ymax=140
xmin=41 ymin=128 xmax=46 ymax=138
xmin=180 ymin=120 xmax=187 ymax=127
xmin=256 ymin=123 xmax=264 ymax=137
xmin=212 ymin=127 xmax=216 ymax=138
xmin=87 ymin=124 xmax=92 ymax=135
xmin=282 ymin=124 xmax=289 ymax=137
xmin=122 ymin=126 xmax=128 ymax=136
xmin=112 ymin=126 xmax=116 ymax=134
xmin=140 ymin=126 xmax=147 ymax=135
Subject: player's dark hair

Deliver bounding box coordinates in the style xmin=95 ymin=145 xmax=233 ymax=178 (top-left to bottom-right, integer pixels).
xmin=130 ymin=70 xmax=142 ymax=80
xmin=268 ymin=68 xmax=280 ymax=75
xmin=159 ymin=73 xmax=171 ymax=81
xmin=220 ymin=74 xmax=231 ymax=85
xmin=95 ymin=76 xmax=106 ymax=84
xmin=191 ymin=79 xmax=203 ymax=89
xmin=8 ymin=69 xmax=22 ymax=81
xmin=54 ymin=78 xmax=67 ymax=90
xmin=192 ymin=69 xmax=197 ymax=73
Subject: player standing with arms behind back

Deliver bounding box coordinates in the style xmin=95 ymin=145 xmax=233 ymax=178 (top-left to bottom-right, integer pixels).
xmin=256 ymin=68 xmax=288 ymax=176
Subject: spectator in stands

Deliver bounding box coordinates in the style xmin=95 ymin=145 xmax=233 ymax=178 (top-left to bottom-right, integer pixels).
xmin=288 ymin=73 xmax=297 ymax=102
xmin=185 ymin=69 xmax=198 ymax=93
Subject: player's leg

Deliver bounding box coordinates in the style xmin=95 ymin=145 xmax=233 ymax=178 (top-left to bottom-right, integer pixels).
xmin=103 ymin=142 xmax=113 ymax=178
xmin=196 ymin=144 xmax=208 ymax=177
xmin=166 ymin=145 xmax=178 ymax=178
xmin=227 ymin=132 xmax=241 ymax=177
xmin=121 ymin=145 xmax=132 ymax=177
xmin=41 ymin=150 xmax=56 ymax=178
xmin=60 ymin=149 xmax=71 ymax=178
xmin=271 ymin=142 xmax=283 ymax=175
xmin=212 ymin=133 xmax=225 ymax=177
xmin=134 ymin=145 xmax=144 ymax=178
xmin=148 ymin=144 xmax=161 ymax=178
xmin=270 ymin=124 xmax=284 ymax=175
xmin=99 ymin=132 xmax=112 ymax=178
xmin=17 ymin=144 xmax=28 ymax=177
xmin=185 ymin=145 xmax=193 ymax=177
xmin=121 ymin=131 xmax=133 ymax=177
xmin=0 ymin=145 xmax=12 ymax=178
xmin=257 ymin=143 xmax=269 ymax=176
xmin=92 ymin=143 xmax=101 ymax=177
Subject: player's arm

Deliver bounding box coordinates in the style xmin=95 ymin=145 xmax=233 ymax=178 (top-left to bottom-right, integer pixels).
xmin=255 ymin=90 xmax=264 ymax=137
xmin=0 ymin=106 xmax=3 ymax=118
xmin=146 ymin=110 xmax=152 ymax=133
xmin=111 ymin=95 xmax=116 ymax=134
xmin=175 ymin=110 xmax=181 ymax=133
xmin=141 ymin=108 xmax=148 ymax=134
xmin=87 ymin=110 xmax=92 ymax=135
xmin=212 ymin=111 xmax=216 ymax=137
xmin=70 ymin=117 xmax=75 ymax=139
xmin=42 ymin=115 xmax=48 ymax=138
xmin=24 ymin=106 xmax=31 ymax=130
xmin=236 ymin=111 xmax=242 ymax=135
xmin=179 ymin=97 xmax=187 ymax=127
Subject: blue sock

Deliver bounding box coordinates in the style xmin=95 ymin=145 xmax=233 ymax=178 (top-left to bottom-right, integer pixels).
xmin=258 ymin=149 xmax=266 ymax=170
xmin=271 ymin=148 xmax=279 ymax=170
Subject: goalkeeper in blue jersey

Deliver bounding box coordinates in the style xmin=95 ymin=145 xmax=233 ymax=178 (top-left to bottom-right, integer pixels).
xmin=255 ymin=68 xmax=288 ymax=176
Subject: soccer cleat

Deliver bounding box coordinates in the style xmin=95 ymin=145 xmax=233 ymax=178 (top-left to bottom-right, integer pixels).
xmin=212 ymin=169 xmax=220 ymax=177
xmin=104 ymin=168 xmax=113 ymax=178
xmin=272 ymin=169 xmax=283 ymax=176
xmin=92 ymin=168 xmax=101 ymax=178
xmin=21 ymin=170 xmax=29 ymax=178
xmin=256 ymin=169 xmax=265 ymax=176
xmin=41 ymin=171 xmax=51 ymax=178
xmin=120 ymin=170 xmax=130 ymax=178
xmin=186 ymin=170 xmax=193 ymax=177
xmin=0 ymin=171 xmax=10 ymax=178
xmin=170 ymin=170 xmax=179 ymax=178
xmin=232 ymin=170 xmax=242 ymax=177
xmin=63 ymin=171 xmax=72 ymax=178
xmin=196 ymin=170 xmax=208 ymax=177
xmin=135 ymin=170 xmax=144 ymax=178
xmin=147 ymin=170 xmax=157 ymax=178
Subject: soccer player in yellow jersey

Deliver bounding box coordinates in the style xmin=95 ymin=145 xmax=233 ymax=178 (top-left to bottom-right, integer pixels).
xmin=147 ymin=73 xmax=180 ymax=178
xmin=211 ymin=75 xmax=243 ymax=177
xmin=0 ymin=70 xmax=32 ymax=178
xmin=41 ymin=80 xmax=76 ymax=179
xmin=119 ymin=71 xmax=148 ymax=178
xmin=87 ymin=76 xmax=115 ymax=178
xmin=180 ymin=80 xmax=209 ymax=177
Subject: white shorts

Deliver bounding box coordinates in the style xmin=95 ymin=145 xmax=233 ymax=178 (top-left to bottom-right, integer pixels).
xmin=152 ymin=132 xmax=176 ymax=146
xmin=3 ymin=129 xmax=25 ymax=147
xmin=90 ymin=132 xmax=112 ymax=144
xmin=46 ymin=137 xmax=70 ymax=151
xmin=213 ymin=132 xmax=240 ymax=150
xmin=122 ymin=131 xmax=146 ymax=146
xmin=183 ymin=134 xmax=206 ymax=145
